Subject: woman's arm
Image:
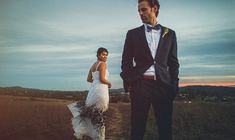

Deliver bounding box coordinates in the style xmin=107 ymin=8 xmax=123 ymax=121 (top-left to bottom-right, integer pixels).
xmin=87 ymin=68 xmax=93 ymax=83
xmin=99 ymin=62 xmax=112 ymax=88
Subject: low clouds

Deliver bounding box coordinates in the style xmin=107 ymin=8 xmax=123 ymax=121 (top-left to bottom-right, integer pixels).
xmin=178 ymin=24 xmax=235 ymax=83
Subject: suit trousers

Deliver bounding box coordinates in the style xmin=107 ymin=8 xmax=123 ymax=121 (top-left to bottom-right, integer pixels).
xmin=130 ymin=78 xmax=173 ymax=140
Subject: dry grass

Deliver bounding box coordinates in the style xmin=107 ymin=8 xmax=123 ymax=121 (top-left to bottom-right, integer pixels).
xmin=144 ymin=101 xmax=235 ymax=140
xmin=0 ymin=95 xmax=128 ymax=140
xmin=0 ymin=95 xmax=76 ymax=140
xmin=0 ymin=95 xmax=234 ymax=140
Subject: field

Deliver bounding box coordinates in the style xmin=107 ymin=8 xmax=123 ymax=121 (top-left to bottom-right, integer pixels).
xmin=0 ymin=95 xmax=234 ymax=140
xmin=145 ymin=101 xmax=235 ymax=140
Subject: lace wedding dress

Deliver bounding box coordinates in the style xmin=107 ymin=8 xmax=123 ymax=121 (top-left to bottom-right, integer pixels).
xmin=67 ymin=62 xmax=109 ymax=140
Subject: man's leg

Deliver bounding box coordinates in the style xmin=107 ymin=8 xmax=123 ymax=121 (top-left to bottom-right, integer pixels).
xmin=152 ymin=82 xmax=173 ymax=140
xmin=130 ymin=80 xmax=152 ymax=140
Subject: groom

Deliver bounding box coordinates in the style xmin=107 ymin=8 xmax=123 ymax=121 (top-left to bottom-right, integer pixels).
xmin=120 ymin=0 xmax=179 ymax=140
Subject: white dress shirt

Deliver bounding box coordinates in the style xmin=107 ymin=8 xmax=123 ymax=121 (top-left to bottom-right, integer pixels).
xmin=143 ymin=23 xmax=161 ymax=76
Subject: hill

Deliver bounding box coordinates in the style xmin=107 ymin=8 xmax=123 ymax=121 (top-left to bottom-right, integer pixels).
xmin=178 ymin=85 xmax=235 ymax=102
xmin=0 ymin=86 xmax=87 ymax=100
xmin=1 ymin=85 xmax=235 ymax=102
xmin=180 ymin=85 xmax=235 ymax=96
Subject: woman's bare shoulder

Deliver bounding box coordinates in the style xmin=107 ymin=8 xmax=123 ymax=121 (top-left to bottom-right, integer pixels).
xmin=97 ymin=62 xmax=107 ymax=71
xmin=90 ymin=61 xmax=106 ymax=72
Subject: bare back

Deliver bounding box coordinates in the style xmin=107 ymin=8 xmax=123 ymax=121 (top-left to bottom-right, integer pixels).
xmin=90 ymin=61 xmax=102 ymax=72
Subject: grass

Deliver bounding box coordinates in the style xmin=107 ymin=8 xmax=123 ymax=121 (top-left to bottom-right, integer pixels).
xmin=0 ymin=95 xmax=76 ymax=140
xmin=0 ymin=95 xmax=234 ymax=140
xmin=144 ymin=101 xmax=235 ymax=140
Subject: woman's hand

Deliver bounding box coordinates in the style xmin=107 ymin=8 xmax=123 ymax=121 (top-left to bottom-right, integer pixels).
xmin=108 ymin=83 xmax=112 ymax=88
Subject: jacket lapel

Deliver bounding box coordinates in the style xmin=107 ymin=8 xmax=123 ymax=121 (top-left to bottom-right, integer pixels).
xmin=155 ymin=25 xmax=165 ymax=61
xmin=137 ymin=25 xmax=154 ymax=60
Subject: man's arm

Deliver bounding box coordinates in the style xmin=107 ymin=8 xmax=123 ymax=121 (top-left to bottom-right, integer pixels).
xmin=168 ymin=31 xmax=180 ymax=97
xmin=121 ymin=31 xmax=134 ymax=92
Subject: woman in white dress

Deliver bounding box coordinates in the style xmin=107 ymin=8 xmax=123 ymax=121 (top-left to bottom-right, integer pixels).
xmin=68 ymin=47 xmax=111 ymax=140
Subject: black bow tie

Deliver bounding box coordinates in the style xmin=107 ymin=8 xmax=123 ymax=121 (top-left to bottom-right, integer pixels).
xmin=147 ymin=24 xmax=160 ymax=32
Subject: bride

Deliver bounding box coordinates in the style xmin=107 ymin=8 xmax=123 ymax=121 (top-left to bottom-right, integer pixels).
xmin=67 ymin=47 xmax=111 ymax=140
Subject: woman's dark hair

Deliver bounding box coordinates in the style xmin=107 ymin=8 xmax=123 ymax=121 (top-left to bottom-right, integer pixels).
xmin=96 ymin=47 xmax=108 ymax=58
xmin=138 ymin=0 xmax=160 ymax=17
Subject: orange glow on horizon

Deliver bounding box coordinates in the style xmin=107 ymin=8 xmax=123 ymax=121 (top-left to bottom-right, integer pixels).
xmin=180 ymin=82 xmax=235 ymax=87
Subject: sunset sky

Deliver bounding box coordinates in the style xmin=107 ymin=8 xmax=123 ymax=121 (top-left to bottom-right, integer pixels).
xmin=0 ymin=0 xmax=235 ymax=90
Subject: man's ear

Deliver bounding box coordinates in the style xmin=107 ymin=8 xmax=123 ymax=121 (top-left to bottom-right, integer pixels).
xmin=153 ymin=5 xmax=158 ymax=13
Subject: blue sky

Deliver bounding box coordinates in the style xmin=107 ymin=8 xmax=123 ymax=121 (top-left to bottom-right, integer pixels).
xmin=0 ymin=0 xmax=235 ymax=91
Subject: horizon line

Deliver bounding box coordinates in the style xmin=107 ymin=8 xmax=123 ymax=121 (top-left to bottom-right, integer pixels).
xmin=1 ymin=83 xmax=235 ymax=91
xmin=180 ymin=82 xmax=235 ymax=87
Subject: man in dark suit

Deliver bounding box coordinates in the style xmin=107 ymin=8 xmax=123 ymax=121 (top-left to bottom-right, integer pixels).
xmin=120 ymin=0 xmax=179 ymax=140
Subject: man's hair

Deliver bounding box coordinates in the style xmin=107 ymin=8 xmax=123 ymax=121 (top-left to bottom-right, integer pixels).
xmin=138 ymin=0 xmax=160 ymax=17
xmin=96 ymin=47 xmax=108 ymax=58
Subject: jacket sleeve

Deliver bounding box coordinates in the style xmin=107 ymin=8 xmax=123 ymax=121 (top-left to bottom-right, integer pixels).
xmin=120 ymin=31 xmax=134 ymax=92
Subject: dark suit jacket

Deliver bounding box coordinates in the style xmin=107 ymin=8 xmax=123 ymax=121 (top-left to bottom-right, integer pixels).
xmin=121 ymin=24 xmax=179 ymax=96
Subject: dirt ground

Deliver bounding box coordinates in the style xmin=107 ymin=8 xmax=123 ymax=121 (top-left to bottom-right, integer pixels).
xmin=0 ymin=95 xmax=130 ymax=140
xmin=2 ymin=95 xmax=234 ymax=140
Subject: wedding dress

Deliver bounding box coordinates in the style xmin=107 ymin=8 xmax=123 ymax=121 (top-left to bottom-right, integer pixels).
xmin=67 ymin=62 xmax=109 ymax=140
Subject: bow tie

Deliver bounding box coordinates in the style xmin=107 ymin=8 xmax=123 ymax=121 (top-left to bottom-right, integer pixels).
xmin=147 ymin=24 xmax=160 ymax=32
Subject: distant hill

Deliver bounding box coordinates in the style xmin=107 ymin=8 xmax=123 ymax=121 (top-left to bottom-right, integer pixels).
xmin=0 ymin=86 xmax=125 ymax=94
xmin=180 ymin=85 xmax=235 ymax=97
xmin=0 ymin=86 xmax=88 ymax=100
xmin=1 ymin=86 xmax=235 ymax=101
xmin=109 ymin=88 xmax=125 ymax=93
xmin=0 ymin=86 xmax=128 ymax=103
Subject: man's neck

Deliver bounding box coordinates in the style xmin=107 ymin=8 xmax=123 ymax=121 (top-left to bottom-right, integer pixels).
xmin=149 ymin=18 xmax=158 ymax=26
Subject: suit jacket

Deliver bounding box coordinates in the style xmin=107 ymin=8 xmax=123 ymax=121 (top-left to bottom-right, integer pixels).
xmin=120 ymin=24 xmax=179 ymax=96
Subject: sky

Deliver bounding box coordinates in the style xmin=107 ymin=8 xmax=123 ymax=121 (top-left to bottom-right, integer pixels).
xmin=0 ymin=0 xmax=235 ymax=91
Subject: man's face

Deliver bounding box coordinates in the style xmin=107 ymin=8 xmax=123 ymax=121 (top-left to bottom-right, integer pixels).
xmin=138 ymin=1 xmax=157 ymax=24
